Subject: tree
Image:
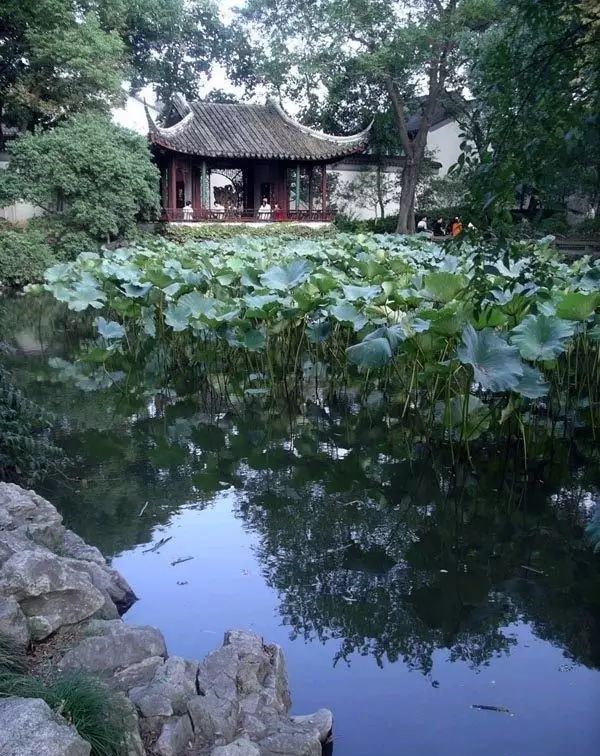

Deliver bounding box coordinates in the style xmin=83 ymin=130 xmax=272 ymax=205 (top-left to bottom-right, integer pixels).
xmin=456 ymin=0 xmax=600 ymax=224
xmin=335 ymin=168 xmax=401 ymax=219
xmin=0 ymin=1 xmax=126 ymax=139
xmin=0 ymin=114 xmax=159 ymax=243
xmin=239 ymin=0 xmax=494 ymax=233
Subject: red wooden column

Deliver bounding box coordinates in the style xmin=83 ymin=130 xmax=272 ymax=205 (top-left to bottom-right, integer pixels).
xmin=321 ymin=162 xmax=327 ymax=218
xmin=192 ymin=162 xmax=200 ymax=215
xmin=168 ymin=156 xmax=177 ymax=219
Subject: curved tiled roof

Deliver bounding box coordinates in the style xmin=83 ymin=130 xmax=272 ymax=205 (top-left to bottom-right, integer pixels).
xmin=147 ymin=98 xmax=371 ymax=161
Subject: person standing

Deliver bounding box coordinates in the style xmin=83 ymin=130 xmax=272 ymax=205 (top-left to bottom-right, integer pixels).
xmin=433 ymin=217 xmax=444 ymax=236
xmin=417 ymin=216 xmax=428 ymax=231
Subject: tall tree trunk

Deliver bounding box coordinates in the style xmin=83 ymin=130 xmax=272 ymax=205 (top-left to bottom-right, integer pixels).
xmin=398 ymin=161 xmax=421 ymax=234
xmin=376 ymin=164 xmax=385 ymax=219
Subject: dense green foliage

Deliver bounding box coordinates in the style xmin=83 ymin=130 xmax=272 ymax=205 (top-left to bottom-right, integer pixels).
xmin=0 ymin=114 xmax=159 ymax=246
xmin=0 ymin=361 xmax=65 ymax=484
xmin=0 ymin=226 xmax=57 ymax=287
xmin=36 ymin=234 xmax=600 ymax=449
xmin=456 ymin=0 xmax=600 ymax=224
xmin=161 ymin=223 xmax=337 ymax=244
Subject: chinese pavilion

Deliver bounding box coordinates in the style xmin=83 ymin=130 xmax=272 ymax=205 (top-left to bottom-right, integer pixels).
xmin=146 ymin=95 xmax=371 ymax=222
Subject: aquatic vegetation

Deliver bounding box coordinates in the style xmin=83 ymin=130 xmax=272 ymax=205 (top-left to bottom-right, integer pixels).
xmin=34 ymin=233 xmax=600 ymax=444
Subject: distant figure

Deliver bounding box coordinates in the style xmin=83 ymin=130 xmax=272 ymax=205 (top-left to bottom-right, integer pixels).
xmin=273 ymin=202 xmax=284 ymax=221
xmin=433 ymin=217 xmax=444 ymax=236
xmin=257 ymin=197 xmax=272 ymax=220
xmin=417 ymin=216 xmax=428 ymax=232
xmin=212 ymin=201 xmax=225 ymax=217
xmin=451 ymin=217 xmax=463 ymax=237
xmin=182 ymin=201 xmax=193 ymax=221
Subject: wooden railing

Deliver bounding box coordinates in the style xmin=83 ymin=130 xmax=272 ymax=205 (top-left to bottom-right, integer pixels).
xmin=162 ymin=208 xmax=333 ymax=223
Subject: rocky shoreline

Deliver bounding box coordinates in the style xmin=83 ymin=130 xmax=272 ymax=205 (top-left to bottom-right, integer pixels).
xmin=0 ymin=483 xmax=333 ymax=756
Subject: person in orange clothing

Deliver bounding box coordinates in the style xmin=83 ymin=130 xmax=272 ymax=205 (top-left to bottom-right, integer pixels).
xmin=451 ymin=217 xmax=463 ymax=237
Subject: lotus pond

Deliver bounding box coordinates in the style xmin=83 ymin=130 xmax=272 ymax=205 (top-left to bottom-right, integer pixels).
xmin=3 ymin=233 xmax=600 ymax=755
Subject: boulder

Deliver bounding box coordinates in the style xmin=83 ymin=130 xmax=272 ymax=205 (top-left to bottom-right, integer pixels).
xmin=64 ymin=557 xmax=136 ymax=617
xmin=211 ymin=737 xmax=260 ymax=756
xmin=290 ymin=709 xmax=333 ymax=743
xmin=257 ymin=720 xmax=322 ymax=756
xmin=0 ymin=483 xmax=65 ymax=550
xmin=59 ymin=620 xmax=167 ymax=675
xmin=111 ymin=656 xmax=165 ymax=692
xmin=57 ymin=529 xmax=105 ymax=565
xmin=0 ymin=551 xmax=106 ymax=640
xmin=0 ymin=596 xmax=30 ymax=646
xmin=0 ymin=697 xmax=91 ymax=756
xmin=188 ymin=692 xmax=239 ymax=746
xmin=129 ymin=656 xmax=198 ymax=717
xmin=155 ymin=714 xmax=194 ymax=756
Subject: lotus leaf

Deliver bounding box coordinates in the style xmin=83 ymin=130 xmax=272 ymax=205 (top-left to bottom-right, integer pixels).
xmin=556 ymin=291 xmax=598 ymax=321
xmin=457 ymin=325 xmax=523 ymax=391
xmin=510 ymin=314 xmax=575 ymax=361
xmin=422 ymin=271 xmax=467 ymax=303
xmin=260 ymin=259 xmax=312 ymax=290
xmin=94 ymin=317 xmax=125 ymax=340
xmin=346 ymin=337 xmax=392 ymax=368
xmin=514 ymin=365 xmax=550 ymax=399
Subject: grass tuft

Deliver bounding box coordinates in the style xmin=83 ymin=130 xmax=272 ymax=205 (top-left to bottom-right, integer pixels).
xmin=0 ymin=635 xmax=133 ymax=756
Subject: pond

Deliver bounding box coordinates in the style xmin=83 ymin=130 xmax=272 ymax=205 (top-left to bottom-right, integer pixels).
xmin=2 ymin=293 xmax=600 ymax=756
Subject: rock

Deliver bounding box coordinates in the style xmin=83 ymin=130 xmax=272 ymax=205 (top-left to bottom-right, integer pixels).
xmin=155 ymin=714 xmax=194 ymax=756
xmin=211 ymin=737 xmax=260 ymax=756
xmin=257 ymin=720 xmax=322 ymax=756
xmin=0 ymin=697 xmax=91 ymax=756
xmin=64 ymin=557 xmax=136 ymax=617
xmin=0 ymin=551 xmax=106 ymax=640
xmin=111 ymin=656 xmax=165 ymax=692
xmin=130 ymin=656 xmax=198 ymax=717
xmin=119 ymin=694 xmax=146 ymax=756
xmin=0 ymin=483 xmax=65 ymax=550
xmin=59 ymin=620 xmax=167 ymax=675
xmin=0 ymin=596 xmax=30 ymax=646
xmin=290 ymin=709 xmax=333 ymax=743
xmin=57 ymin=529 xmax=105 ymax=565
xmin=188 ymin=693 xmax=239 ymax=746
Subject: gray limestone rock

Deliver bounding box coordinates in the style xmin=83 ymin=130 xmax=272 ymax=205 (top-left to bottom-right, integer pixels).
xmin=211 ymin=737 xmax=261 ymax=756
xmin=257 ymin=720 xmax=322 ymax=756
xmin=155 ymin=714 xmax=194 ymax=756
xmin=57 ymin=529 xmax=105 ymax=565
xmin=59 ymin=620 xmax=167 ymax=674
xmin=290 ymin=709 xmax=333 ymax=743
xmin=110 ymin=656 xmax=165 ymax=692
xmin=0 ymin=483 xmax=65 ymax=550
xmin=0 ymin=596 xmax=30 ymax=646
xmin=130 ymin=655 xmax=198 ymax=717
xmin=188 ymin=692 xmax=240 ymax=746
xmin=63 ymin=557 xmax=136 ymax=617
xmin=0 ymin=697 xmax=91 ymax=756
xmin=0 ymin=551 xmax=106 ymax=640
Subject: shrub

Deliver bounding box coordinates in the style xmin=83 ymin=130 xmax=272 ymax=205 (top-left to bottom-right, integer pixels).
xmin=0 ymin=226 xmax=57 ymax=287
xmin=0 ymin=113 xmax=159 ymax=244
xmin=161 ymin=221 xmax=336 ymax=243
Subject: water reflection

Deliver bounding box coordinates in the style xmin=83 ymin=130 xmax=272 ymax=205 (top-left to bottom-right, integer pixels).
xmin=2 ymin=294 xmax=600 ymax=680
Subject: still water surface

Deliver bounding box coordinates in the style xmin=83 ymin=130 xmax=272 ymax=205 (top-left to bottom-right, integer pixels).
xmin=2 ymin=295 xmax=600 ymax=755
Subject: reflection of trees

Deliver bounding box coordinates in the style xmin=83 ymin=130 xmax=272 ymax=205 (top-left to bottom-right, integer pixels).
xmin=2 ymin=295 xmax=599 ymax=673
xmin=234 ymin=409 xmax=600 ymax=672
